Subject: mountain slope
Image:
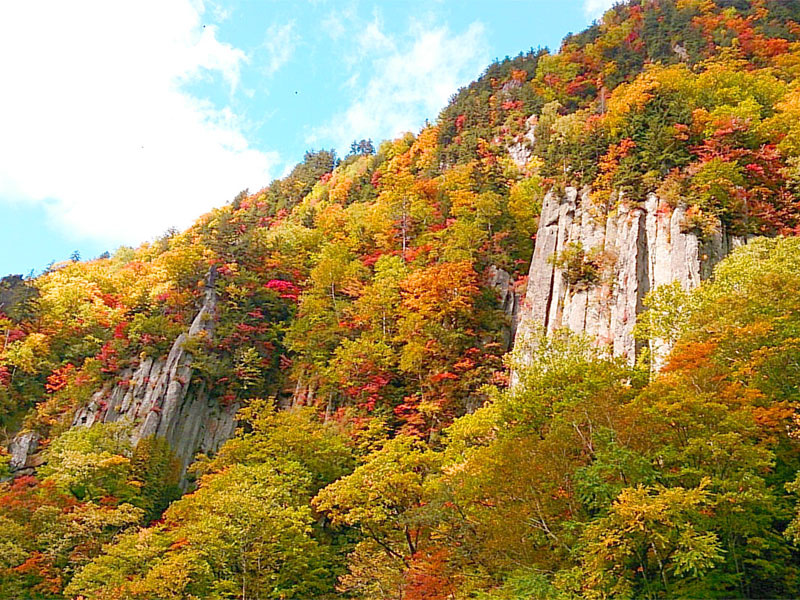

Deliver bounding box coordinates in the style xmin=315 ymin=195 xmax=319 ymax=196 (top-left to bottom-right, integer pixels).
xmin=3 ymin=1 xmax=800 ymax=598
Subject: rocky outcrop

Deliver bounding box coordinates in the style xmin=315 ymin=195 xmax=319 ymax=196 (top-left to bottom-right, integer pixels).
xmin=69 ymin=268 xmax=237 ymax=478
xmin=7 ymin=430 xmax=40 ymax=474
xmin=6 ymin=271 xmax=238 ymax=481
xmin=507 ymin=116 xmax=537 ymax=168
xmin=515 ymin=187 xmax=746 ymax=366
xmin=487 ymin=266 xmax=521 ymax=350
xmin=288 ymin=377 xmax=317 ymax=409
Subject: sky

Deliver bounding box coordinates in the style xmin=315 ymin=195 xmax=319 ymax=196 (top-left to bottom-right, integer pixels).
xmin=0 ymin=0 xmax=616 ymax=277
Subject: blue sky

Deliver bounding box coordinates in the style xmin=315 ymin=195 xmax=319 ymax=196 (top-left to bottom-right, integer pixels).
xmin=0 ymin=0 xmax=614 ymax=277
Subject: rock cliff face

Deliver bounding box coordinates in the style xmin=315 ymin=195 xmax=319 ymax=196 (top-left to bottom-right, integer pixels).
xmin=487 ymin=265 xmax=521 ymax=350
xmin=71 ymin=268 xmax=237 ymax=478
xmin=515 ymin=187 xmax=746 ymax=365
xmin=9 ymin=269 xmax=238 ymax=480
xmin=8 ymin=430 xmax=40 ymax=474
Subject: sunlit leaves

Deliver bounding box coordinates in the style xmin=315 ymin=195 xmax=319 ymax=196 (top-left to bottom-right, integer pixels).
xmin=579 ymin=481 xmax=723 ymax=599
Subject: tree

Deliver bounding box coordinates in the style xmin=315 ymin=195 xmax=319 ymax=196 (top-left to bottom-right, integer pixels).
xmin=39 ymin=421 xmax=135 ymax=501
xmin=578 ymin=481 xmax=723 ymax=599
xmin=313 ymin=436 xmax=439 ymax=597
xmin=70 ymin=462 xmax=334 ymax=600
xmin=350 ymin=139 xmax=376 ymax=156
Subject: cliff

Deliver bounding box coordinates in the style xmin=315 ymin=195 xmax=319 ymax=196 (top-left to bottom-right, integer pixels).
xmin=9 ymin=269 xmax=238 ymax=480
xmin=514 ymin=187 xmax=747 ymax=366
xmin=73 ymin=268 xmax=236 ymax=478
xmin=487 ymin=265 xmax=521 ymax=351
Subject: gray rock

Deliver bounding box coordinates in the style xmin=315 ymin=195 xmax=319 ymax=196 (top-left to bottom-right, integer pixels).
xmin=514 ymin=188 xmax=744 ymax=370
xmin=71 ymin=268 xmax=238 ymax=481
xmin=506 ymin=116 xmax=537 ymax=168
xmin=289 ymin=376 xmax=317 ymax=409
xmin=8 ymin=430 xmax=39 ymax=472
xmin=487 ymin=265 xmax=521 ymax=350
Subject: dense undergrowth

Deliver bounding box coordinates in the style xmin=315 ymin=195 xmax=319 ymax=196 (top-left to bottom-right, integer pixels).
xmin=3 ymin=0 xmax=800 ymax=597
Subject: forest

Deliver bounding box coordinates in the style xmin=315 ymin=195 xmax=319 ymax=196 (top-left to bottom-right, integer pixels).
xmin=3 ymin=0 xmax=800 ymax=598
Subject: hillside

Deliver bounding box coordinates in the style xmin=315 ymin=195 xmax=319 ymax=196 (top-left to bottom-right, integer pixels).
xmin=3 ymin=1 xmax=800 ymax=598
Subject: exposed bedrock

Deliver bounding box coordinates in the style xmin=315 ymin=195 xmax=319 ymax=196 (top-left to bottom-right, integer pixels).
xmin=514 ymin=187 xmax=746 ymax=367
xmin=71 ymin=268 xmax=237 ymax=479
xmin=487 ymin=265 xmax=521 ymax=351
xmin=8 ymin=268 xmax=238 ymax=481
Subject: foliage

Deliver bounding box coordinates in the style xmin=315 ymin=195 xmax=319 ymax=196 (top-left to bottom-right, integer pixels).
xmin=548 ymin=241 xmax=603 ymax=288
xmin=3 ymin=1 xmax=800 ymax=598
xmin=68 ymin=463 xmax=332 ymax=600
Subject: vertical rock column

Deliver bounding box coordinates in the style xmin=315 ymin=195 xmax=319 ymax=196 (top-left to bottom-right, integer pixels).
xmin=487 ymin=265 xmax=521 ymax=350
xmin=70 ymin=267 xmax=238 ymax=478
xmin=514 ymin=188 xmax=744 ymax=368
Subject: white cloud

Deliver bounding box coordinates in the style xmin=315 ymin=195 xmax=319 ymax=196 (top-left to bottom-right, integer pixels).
xmin=322 ymin=11 xmax=348 ymax=42
xmin=357 ymin=17 xmax=395 ymax=55
xmin=309 ymin=20 xmax=489 ymax=154
xmin=263 ymin=22 xmax=297 ymax=76
xmin=584 ymin=0 xmax=617 ymax=19
xmin=0 ymin=0 xmax=277 ymax=245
